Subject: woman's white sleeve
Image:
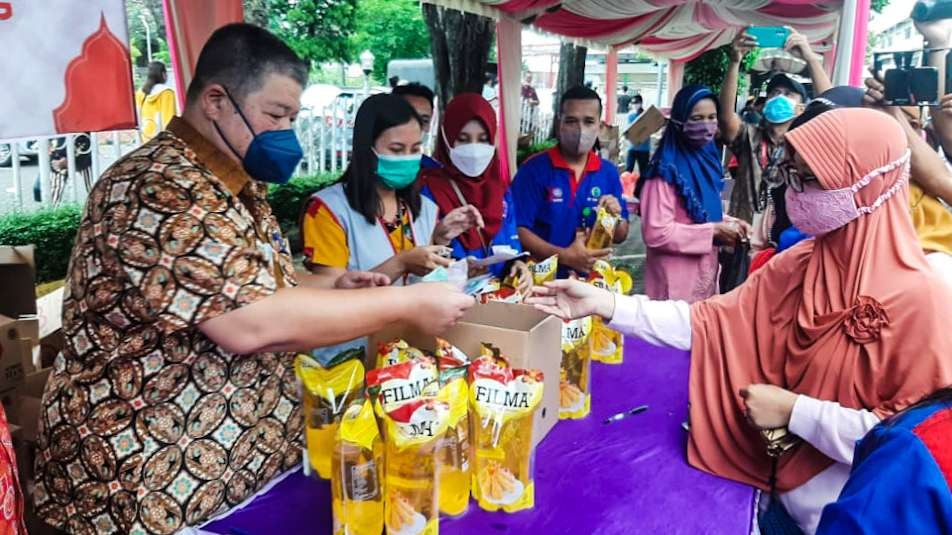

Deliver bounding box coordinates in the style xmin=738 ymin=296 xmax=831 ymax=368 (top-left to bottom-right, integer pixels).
xmin=606 ymin=294 xmax=692 ymax=351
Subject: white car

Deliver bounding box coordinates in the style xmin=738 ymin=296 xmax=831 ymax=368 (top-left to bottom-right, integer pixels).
xmin=0 ymin=140 xmax=39 ymax=167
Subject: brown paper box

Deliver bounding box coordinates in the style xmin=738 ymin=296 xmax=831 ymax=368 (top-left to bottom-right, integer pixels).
xmin=367 ymin=302 xmax=561 ymax=448
xmin=624 ymin=105 xmax=666 ymax=145
xmin=0 ymin=316 xmax=29 ymax=393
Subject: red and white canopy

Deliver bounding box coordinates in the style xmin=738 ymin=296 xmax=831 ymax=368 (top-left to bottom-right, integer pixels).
xmin=459 ymin=0 xmax=843 ymax=62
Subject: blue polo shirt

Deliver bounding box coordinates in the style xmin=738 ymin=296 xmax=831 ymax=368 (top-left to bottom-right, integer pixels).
xmin=512 ymin=146 xmax=628 ymax=258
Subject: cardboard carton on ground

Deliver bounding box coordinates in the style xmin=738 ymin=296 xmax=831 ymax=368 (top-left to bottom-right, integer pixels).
xmin=369 ymin=301 xmax=561 ymax=448
xmin=0 ymin=316 xmax=31 ymax=394
xmin=0 ymin=245 xmax=64 ymax=371
xmin=624 ymin=105 xmax=666 ymax=145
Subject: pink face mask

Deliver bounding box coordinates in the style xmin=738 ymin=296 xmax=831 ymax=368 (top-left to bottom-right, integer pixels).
xmin=785 ymin=150 xmax=911 ymax=237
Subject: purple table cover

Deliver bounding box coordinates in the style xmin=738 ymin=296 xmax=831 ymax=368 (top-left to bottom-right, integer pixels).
xmin=206 ymin=338 xmax=755 ymax=535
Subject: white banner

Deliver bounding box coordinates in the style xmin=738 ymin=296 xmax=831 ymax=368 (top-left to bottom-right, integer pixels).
xmin=0 ymin=0 xmax=136 ymax=139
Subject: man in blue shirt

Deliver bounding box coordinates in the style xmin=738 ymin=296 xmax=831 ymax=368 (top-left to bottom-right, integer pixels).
xmin=625 ymin=94 xmax=651 ymax=176
xmin=393 ymin=82 xmax=441 ymax=169
xmin=512 ymin=86 xmax=630 ymax=276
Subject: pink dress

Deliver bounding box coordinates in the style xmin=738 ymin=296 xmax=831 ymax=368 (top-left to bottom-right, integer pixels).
xmin=640 ymin=179 xmax=718 ymax=302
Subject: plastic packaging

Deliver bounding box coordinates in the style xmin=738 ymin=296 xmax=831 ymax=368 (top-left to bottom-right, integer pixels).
xmin=468 ymin=355 xmax=545 ymax=513
xmin=380 ymin=398 xmax=451 ymax=535
xmin=367 ymin=356 xmax=440 ymax=442
xmin=435 ymin=366 xmax=471 ymax=517
xmin=296 ymin=352 xmax=366 ymax=479
xmin=559 ymin=316 xmax=593 ymax=419
xmin=586 ymin=207 xmax=620 ymax=250
xmin=588 ymin=261 xmax=626 ymax=365
xmin=332 ymin=399 xmax=384 ymax=535
xmin=375 ymin=339 xmax=427 ymax=370
xmin=529 ymin=255 xmax=558 ymax=285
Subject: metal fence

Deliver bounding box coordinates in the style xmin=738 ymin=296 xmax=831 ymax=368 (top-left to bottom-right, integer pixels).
xmin=1 ymin=94 xmax=556 ymax=215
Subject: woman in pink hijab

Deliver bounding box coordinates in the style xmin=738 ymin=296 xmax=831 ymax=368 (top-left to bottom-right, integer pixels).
xmin=528 ymin=108 xmax=952 ymax=534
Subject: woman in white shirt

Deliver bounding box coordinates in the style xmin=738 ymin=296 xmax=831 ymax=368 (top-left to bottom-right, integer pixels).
xmin=528 ymin=108 xmax=952 ymax=534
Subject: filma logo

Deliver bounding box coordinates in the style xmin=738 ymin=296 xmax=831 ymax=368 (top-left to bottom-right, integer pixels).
xmin=379 ymin=376 xmax=436 ymax=407
xmin=473 ymin=384 xmax=532 ymax=409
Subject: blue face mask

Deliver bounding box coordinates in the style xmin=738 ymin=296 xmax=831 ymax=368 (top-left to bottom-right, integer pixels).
xmin=215 ymin=88 xmax=303 ymax=185
xmin=763 ymin=95 xmax=796 ymax=124
xmin=374 ymin=151 xmax=421 ymax=190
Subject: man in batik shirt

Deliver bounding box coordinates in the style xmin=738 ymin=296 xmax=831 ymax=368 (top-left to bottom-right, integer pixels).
xmin=33 ymin=23 xmax=473 ymax=534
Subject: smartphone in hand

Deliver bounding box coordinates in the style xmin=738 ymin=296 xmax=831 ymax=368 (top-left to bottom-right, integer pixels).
xmin=747 ymin=26 xmax=791 ymax=49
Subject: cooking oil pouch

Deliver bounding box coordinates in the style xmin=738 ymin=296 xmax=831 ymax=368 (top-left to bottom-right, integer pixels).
xmin=333 ymin=399 xmax=384 ymax=535
xmin=559 ymin=316 xmax=593 ymax=419
xmin=468 ymin=356 xmax=544 ymax=513
xmin=434 ymin=338 xmax=469 ymax=371
xmin=295 ymin=353 xmax=366 ymax=479
xmin=586 ymin=206 xmax=620 ymax=250
xmin=435 ymin=366 xmax=471 ymax=517
xmin=587 ymin=266 xmax=624 ymax=365
xmin=367 ymin=357 xmax=440 ymax=433
xmin=528 ymin=255 xmax=558 ymax=285
xmin=380 ymin=398 xmax=451 ymax=535
xmin=376 ymin=339 xmax=427 ymax=370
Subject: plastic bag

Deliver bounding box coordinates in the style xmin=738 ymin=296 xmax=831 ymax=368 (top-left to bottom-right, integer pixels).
xmin=379 ymin=398 xmax=450 ymax=535
xmin=435 ymin=366 xmax=471 ymax=517
xmin=586 ymin=207 xmax=620 ymax=250
xmin=332 ymin=399 xmax=384 ymax=535
xmin=528 ymin=255 xmax=558 ymax=285
xmin=295 ymin=353 xmax=365 ymax=479
xmin=588 ymin=261 xmax=625 ymax=365
xmin=375 ymin=339 xmax=427 ymax=370
xmin=559 ymin=316 xmax=593 ymax=419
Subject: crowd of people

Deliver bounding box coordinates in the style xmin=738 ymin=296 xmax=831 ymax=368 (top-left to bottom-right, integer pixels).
xmin=6 ymin=15 xmax=951 ymax=535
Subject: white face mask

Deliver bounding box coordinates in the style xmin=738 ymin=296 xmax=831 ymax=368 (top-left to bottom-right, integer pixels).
xmin=444 ymin=129 xmax=495 ymax=177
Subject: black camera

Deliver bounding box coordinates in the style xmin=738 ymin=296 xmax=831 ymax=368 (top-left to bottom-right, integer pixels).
xmin=873 ymin=51 xmax=940 ymax=106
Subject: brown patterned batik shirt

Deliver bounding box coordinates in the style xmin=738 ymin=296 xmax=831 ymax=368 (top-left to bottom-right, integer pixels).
xmin=33 ymin=118 xmax=304 ymax=535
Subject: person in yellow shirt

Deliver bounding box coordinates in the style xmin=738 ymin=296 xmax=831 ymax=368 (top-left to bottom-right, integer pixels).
xmin=301 ymin=93 xmax=482 ymax=286
xmin=135 ymin=61 xmax=177 ymax=140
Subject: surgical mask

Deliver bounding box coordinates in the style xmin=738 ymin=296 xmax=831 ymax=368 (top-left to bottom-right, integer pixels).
xmin=215 ymin=88 xmax=303 ymax=184
xmin=443 ymin=129 xmax=495 ymax=177
xmin=785 ymin=150 xmax=910 ymax=236
xmin=681 ymin=120 xmax=717 ymax=148
xmin=763 ymin=95 xmax=796 ymax=124
xmin=559 ymin=126 xmax=598 ymax=156
xmin=374 ymin=151 xmax=421 ymax=190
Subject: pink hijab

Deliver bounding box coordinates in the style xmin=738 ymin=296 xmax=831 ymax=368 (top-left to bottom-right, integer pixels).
xmin=688 ymin=108 xmax=952 ymax=491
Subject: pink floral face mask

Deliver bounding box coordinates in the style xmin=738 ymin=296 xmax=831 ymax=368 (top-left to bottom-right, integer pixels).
xmin=785 ymin=150 xmax=911 ymax=236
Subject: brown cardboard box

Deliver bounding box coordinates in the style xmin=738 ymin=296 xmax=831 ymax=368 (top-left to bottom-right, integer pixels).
xmin=0 ymin=246 xmax=36 ymax=319
xmin=366 ymin=302 xmax=562 ymax=447
xmin=598 ymin=122 xmax=620 ymax=163
xmin=624 ymin=105 xmax=666 ymax=145
xmin=0 ymin=316 xmax=30 ymax=393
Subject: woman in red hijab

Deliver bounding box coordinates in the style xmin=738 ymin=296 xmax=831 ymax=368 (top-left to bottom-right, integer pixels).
xmin=421 ymin=93 xmax=530 ymax=286
xmin=527 ymin=108 xmax=952 ymax=534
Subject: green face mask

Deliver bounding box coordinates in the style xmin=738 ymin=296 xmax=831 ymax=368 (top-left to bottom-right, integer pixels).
xmin=374 ymin=151 xmax=421 ymax=190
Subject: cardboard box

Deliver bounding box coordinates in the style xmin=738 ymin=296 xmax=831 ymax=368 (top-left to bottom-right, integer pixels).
xmin=598 ymin=122 xmax=620 ymax=163
xmin=366 ymin=302 xmax=561 ymax=448
xmin=624 ymin=105 xmax=667 ymax=145
xmin=0 ymin=245 xmax=65 ymax=371
xmin=0 ymin=316 xmax=30 ymax=393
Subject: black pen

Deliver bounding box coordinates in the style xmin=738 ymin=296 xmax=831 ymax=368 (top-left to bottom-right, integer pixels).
xmin=603 ymin=404 xmax=649 ymax=424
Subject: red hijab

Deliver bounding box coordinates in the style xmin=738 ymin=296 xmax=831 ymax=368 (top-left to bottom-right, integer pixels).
xmin=421 ymin=93 xmax=507 ymax=251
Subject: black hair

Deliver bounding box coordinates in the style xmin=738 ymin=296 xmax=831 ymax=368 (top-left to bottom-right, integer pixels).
xmin=343 ymin=94 xmax=423 ymax=224
xmin=754 ymin=96 xmax=767 ymax=107
xmin=392 ymin=83 xmax=435 ymax=107
xmin=186 ymin=23 xmax=309 ymax=105
xmin=560 ymin=85 xmax=602 ymax=115
xmin=622 ymin=85 xmax=629 ymax=92
xmin=142 ymin=61 xmax=167 ymax=95
xmin=633 ymin=94 xmax=643 ymax=103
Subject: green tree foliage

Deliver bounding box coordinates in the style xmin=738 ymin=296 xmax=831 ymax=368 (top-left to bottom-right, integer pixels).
xmin=350 ymin=0 xmax=431 ymax=82
xmin=684 ymin=45 xmax=760 ymax=96
xmin=267 ymin=0 xmax=359 ymax=66
xmin=872 ymin=0 xmax=889 ymax=13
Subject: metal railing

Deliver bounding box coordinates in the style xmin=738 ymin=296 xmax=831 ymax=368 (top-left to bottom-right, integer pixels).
xmin=519 ymin=99 xmax=554 ymax=145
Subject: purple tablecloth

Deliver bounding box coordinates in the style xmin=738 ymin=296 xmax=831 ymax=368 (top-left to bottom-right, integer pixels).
xmin=206 ymin=338 xmax=755 ymax=535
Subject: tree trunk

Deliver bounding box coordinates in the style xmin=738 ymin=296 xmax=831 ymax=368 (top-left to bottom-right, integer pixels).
xmin=422 ymin=4 xmax=494 ymax=113
xmin=551 ymin=42 xmax=587 ymax=137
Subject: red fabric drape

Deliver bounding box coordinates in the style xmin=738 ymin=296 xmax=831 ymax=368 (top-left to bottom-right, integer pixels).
xmin=162 ymin=0 xmax=244 ymax=110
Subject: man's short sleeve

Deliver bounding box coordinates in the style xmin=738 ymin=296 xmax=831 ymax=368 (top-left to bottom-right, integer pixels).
xmin=99 ymin=172 xmax=280 ymax=335
xmin=512 ymin=159 xmax=544 ymax=230
xmin=301 ymin=197 xmax=350 ymax=269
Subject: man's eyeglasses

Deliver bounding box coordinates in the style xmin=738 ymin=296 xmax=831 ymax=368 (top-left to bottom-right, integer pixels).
xmin=780 ymin=159 xmax=818 ymax=193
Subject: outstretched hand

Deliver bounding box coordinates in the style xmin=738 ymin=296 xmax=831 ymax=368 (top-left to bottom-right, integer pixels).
xmin=526 ymin=279 xmax=615 ymax=321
